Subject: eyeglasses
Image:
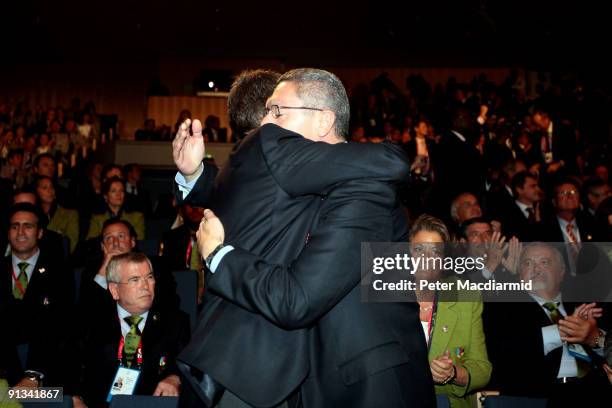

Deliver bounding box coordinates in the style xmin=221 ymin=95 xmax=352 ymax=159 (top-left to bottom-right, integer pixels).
xmin=114 ymin=274 xmax=155 ymax=287
xmin=557 ymin=190 xmax=578 ymax=197
xmin=265 ymin=104 xmax=323 ymax=119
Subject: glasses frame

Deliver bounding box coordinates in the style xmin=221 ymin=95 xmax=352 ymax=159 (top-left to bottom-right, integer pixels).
xmin=265 ymin=104 xmax=323 ymax=119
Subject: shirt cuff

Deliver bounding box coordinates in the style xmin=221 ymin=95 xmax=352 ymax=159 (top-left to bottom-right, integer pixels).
xmin=175 ymin=163 xmax=204 ymax=199
xmin=481 ymin=267 xmax=494 ymax=280
xmin=210 ymin=245 xmax=235 ymax=273
xmin=542 ymin=324 xmax=563 ymax=355
xmin=93 ymin=274 xmax=108 ymax=290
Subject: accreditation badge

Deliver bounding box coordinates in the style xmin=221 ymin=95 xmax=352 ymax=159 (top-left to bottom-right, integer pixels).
xmin=106 ymin=366 xmax=141 ymax=402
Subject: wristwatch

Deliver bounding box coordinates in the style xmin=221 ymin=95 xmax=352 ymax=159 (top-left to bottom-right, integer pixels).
xmin=593 ymin=329 xmax=606 ymax=349
xmin=23 ymin=370 xmax=44 ymax=386
xmin=205 ymin=243 xmax=226 ymax=269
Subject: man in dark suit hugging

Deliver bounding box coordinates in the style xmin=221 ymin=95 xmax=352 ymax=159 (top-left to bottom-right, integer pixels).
xmin=65 ymin=252 xmax=190 ymax=408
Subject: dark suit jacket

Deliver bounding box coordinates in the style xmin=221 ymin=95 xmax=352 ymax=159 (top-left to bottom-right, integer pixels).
xmin=493 ymin=200 xmax=539 ymax=241
xmin=65 ymin=304 xmax=190 ymax=408
xmin=178 ymin=124 xmax=433 ymax=407
xmin=537 ymin=211 xmax=597 ymax=243
xmin=0 ymin=250 xmax=72 ymax=385
xmin=209 ymin=179 xmax=434 ymax=407
xmin=483 ymin=295 xmax=608 ymax=398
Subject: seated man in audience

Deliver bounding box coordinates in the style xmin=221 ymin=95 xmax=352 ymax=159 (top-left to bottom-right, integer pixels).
xmin=484 ymin=242 xmax=609 ymax=404
xmin=459 ymin=217 xmax=520 ymax=284
xmin=79 ymin=218 xmax=178 ymax=316
xmin=9 ymin=189 xmax=65 ymax=259
xmin=123 ymin=163 xmax=152 ymax=216
xmin=495 ymin=171 xmax=542 ymax=242
xmin=0 ymin=203 xmax=71 ymax=387
xmin=66 ymin=252 xmax=190 ymax=408
xmin=450 ymin=192 xmax=483 ymax=228
xmin=450 ymin=192 xmax=502 ymax=235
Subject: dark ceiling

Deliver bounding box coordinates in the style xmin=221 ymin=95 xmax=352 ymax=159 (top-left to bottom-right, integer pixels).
xmin=3 ymin=1 xmax=610 ymax=67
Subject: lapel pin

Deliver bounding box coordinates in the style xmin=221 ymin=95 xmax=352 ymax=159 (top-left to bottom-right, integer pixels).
xmin=43 ymin=297 xmax=49 ymax=305
xmin=442 ymin=325 xmax=449 ymax=333
xmin=152 ymin=313 xmax=159 ymax=322
xmin=38 ymin=267 xmax=46 ymax=274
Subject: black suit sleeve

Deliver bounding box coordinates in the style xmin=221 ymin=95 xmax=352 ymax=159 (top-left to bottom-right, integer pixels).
xmin=174 ymin=163 xmax=219 ymax=207
xmin=207 ymin=179 xmax=395 ymax=329
xmin=259 ymin=124 xmax=410 ymax=196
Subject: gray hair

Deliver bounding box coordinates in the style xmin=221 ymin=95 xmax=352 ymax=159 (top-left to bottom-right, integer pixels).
xmin=450 ymin=193 xmax=475 ymax=224
xmin=519 ymin=242 xmax=566 ymax=275
xmin=277 ymin=68 xmax=349 ymax=139
xmin=106 ymin=252 xmax=153 ymax=283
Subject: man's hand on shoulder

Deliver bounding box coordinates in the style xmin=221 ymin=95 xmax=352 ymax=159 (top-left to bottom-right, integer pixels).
xmin=172 ymin=118 xmax=205 ymax=181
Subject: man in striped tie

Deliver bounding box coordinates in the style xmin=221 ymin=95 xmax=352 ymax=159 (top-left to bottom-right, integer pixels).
xmin=1 ymin=202 xmax=71 ymax=387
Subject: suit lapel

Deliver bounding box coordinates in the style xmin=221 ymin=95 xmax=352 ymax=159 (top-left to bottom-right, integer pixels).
xmin=431 ymin=300 xmax=457 ymax=357
xmin=141 ymin=307 xmax=163 ymax=374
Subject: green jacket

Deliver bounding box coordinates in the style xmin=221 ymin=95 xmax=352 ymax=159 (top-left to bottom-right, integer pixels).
xmin=86 ymin=210 xmax=145 ymax=240
xmin=428 ymin=288 xmax=492 ymax=408
xmin=47 ymin=206 xmax=79 ymax=253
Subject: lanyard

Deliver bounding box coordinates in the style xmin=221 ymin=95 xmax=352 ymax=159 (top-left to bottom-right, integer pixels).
xmin=425 ymin=293 xmax=439 ymax=352
xmin=117 ymin=336 xmax=143 ymax=368
xmin=185 ymin=238 xmax=193 ymax=268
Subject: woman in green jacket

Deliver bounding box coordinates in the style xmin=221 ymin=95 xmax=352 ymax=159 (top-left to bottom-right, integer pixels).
xmin=409 ymin=214 xmax=492 ymax=408
xmin=86 ymin=176 xmax=145 ymax=240
xmin=35 ymin=176 xmax=79 ymax=253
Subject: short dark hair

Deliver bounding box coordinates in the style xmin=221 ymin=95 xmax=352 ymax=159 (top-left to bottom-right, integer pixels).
xmin=511 ymin=171 xmax=538 ymax=197
xmin=459 ymin=217 xmax=491 ymax=239
xmin=583 ymin=177 xmax=608 ymax=197
xmin=277 ymin=68 xmax=350 ymax=138
xmin=33 ymin=153 xmax=55 ymax=168
xmin=123 ymin=163 xmax=140 ymax=175
xmin=101 ymin=176 xmax=125 ymax=196
xmin=8 ymin=202 xmax=46 ymax=229
xmin=228 ymin=69 xmax=280 ymax=139
xmin=101 ymin=164 xmax=124 ymax=182
xmin=552 ymin=176 xmax=581 ymax=196
xmin=7 ymin=149 xmax=24 ymax=160
xmin=101 ymin=218 xmax=138 ymax=239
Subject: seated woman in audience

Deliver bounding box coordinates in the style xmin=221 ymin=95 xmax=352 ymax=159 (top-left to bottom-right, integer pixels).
xmin=410 ymin=214 xmax=491 ymax=408
xmin=35 ymin=175 xmax=80 ymax=253
xmin=86 ymin=176 xmax=145 ymax=240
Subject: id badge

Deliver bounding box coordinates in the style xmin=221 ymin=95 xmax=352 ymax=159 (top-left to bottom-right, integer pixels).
xmin=568 ymin=343 xmax=592 ymax=363
xmin=106 ymin=366 xmax=141 ymax=402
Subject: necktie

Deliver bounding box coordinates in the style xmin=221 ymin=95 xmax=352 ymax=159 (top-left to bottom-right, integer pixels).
xmin=13 ymin=262 xmax=29 ymax=299
xmin=543 ymin=302 xmax=561 ymax=323
xmin=526 ymin=207 xmax=535 ymax=224
xmin=566 ymin=223 xmax=580 ymax=258
xmin=543 ymin=302 xmax=591 ymax=377
xmin=123 ymin=315 xmax=143 ymax=368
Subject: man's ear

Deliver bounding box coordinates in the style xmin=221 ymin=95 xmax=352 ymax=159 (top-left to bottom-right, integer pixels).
xmin=108 ymin=282 xmax=120 ymax=301
xmin=130 ymin=238 xmax=136 ymax=249
xmin=317 ymin=110 xmax=336 ymax=139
